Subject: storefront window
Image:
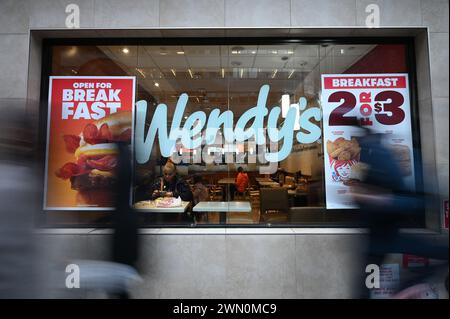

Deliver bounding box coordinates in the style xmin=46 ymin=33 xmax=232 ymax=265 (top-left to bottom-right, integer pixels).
xmin=41 ymin=39 xmax=423 ymax=227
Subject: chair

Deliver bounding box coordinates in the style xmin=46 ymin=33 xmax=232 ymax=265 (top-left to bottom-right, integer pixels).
xmin=209 ymin=185 xmax=223 ymax=201
xmin=259 ymin=188 xmax=289 ymax=223
xmin=284 ymin=175 xmax=296 ymax=187
xmin=249 ymin=187 xmax=260 ymax=205
xmin=234 ymin=185 xmax=250 ymax=200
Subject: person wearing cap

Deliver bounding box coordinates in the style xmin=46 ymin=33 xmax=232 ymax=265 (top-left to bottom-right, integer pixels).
xmin=149 ymin=161 xmax=193 ymax=202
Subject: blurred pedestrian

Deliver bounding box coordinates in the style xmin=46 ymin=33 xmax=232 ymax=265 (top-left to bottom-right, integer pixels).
xmin=0 ymin=106 xmax=40 ymax=298
xmin=350 ymin=128 xmax=448 ymax=298
xmin=110 ymin=141 xmax=140 ymax=298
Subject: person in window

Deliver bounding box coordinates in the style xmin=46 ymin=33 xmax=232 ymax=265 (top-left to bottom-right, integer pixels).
xmin=271 ymin=168 xmax=286 ymax=185
xmin=229 ymin=167 xmax=249 ymax=200
xmin=192 ymin=174 xmax=209 ymax=205
xmin=149 ymin=161 xmax=193 ymax=202
xmin=192 ymin=174 xmax=209 ymax=222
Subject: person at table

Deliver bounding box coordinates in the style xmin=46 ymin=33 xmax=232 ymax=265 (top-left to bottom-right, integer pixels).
xmin=192 ymin=174 xmax=209 ymax=205
xmin=192 ymin=174 xmax=209 ymax=222
xmin=149 ymin=161 xmax=193 ymax=202
xmin=228 ymin=167 xmax=249 ymax=200
xmin=271 ymin=168 xmax=286 ymax=185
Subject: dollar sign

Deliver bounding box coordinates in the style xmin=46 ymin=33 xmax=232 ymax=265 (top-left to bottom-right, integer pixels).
xmin=374 ymin=102 xmax=382 ymax=113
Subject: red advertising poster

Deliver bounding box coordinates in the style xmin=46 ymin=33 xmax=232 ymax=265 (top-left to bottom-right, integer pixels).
xmin=321 ymin=74 xmax=415 ymax=209
xmin=44 ymin=76 xmax=136 ymax=210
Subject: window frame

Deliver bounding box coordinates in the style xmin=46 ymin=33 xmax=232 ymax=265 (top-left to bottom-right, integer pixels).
xmin=37 ymin=36 xmax=423 ymax=228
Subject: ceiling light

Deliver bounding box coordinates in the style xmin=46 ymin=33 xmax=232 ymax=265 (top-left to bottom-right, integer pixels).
xmin=188 ymin=69 xmax=194 ymax=78
xmin=154 ymin=82 xmax=159 ymax=87
xmin=122 ymin=48 xmax=129 ymax=54
xmin=171 ymin=69 xmax=176 ymax=77
xmin=66 ymin=46 xmax=77 ymax=57
xmin=136 ymin=68 xmax=146 ymax=78
xmin=177 ymin=51 xmax=185 ymax=55
xmin=251 ymin=51 xmax=257 ymax=54
xmin=271 ymin=69 xmax=278 ymax=78
xmin=231 ymin=46 xmax=244 ymax=54
xmin=160 ymin=51 xmax=167 ymax=55
xmin=288 ymin=69 xmax=295 ymax=79
xmin=340 ymin=49 xmax=345 ymax=54
xmin=288 ymin=50 xmax=294 ymax=54
xmin=221 ymin=68 xmax=225 ymax=78
xmin=272 ymin=50 xmax=278 ymax=54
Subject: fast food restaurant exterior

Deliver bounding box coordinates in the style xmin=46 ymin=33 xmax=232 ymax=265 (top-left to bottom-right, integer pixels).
xmin=0 ymin=0 xmax=448 ymax=298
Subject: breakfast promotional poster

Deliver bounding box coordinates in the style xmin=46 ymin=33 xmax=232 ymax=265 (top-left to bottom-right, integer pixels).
xmin=44 ymin=76 xmax=135 ymax=210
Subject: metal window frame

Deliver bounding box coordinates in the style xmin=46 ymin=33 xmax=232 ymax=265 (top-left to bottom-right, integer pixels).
xmin=37 ymin=36 xmax=424 ymax=229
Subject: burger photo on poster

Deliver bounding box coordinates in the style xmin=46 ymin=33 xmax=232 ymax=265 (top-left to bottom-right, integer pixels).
xmin=55 ymin=111 xmax=132 ymax=207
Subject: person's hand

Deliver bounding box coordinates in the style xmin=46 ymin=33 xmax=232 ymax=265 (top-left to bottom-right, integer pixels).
xmin=165 ymin=192 xmax=173 ymax=197
xmin=152 ymin=190 xmax=160 ymax=197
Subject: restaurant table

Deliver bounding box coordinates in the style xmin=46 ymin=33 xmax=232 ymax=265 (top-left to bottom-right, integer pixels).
xmin=258 ymin=181 xmax=280 ymax=187
xmin=217 ymin=178 xmax=236 ymax=184
xmin=255 ymin=177 xmax=274 ymax=183
xmin=133 ymin=200 xmax=191 ymax=213
xmin=193 ymin=201 xmax=252 ymax=224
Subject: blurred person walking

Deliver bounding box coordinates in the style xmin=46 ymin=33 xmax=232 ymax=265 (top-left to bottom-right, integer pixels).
xmin=0 ymin=106 xmax=41 ymax=298
xmin=350 ymin=128 xmax=448 ymax=298
xmin=110 ymin=141 xmax=140 ymax=298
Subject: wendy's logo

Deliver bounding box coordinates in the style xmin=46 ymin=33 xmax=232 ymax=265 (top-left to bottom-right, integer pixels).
xmin=134 ymin=85 xmax=323 ymax=173
xmin=330 ymin=158 xmax=359 ymax=182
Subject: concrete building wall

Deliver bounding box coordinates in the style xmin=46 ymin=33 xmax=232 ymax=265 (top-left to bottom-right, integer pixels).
xmin=0 ymin=0 xmax=448 ymax=298
xmin=37 ymin=229 xmax=366 ymax=298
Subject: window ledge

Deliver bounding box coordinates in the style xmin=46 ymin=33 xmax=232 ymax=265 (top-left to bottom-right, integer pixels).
xmin=33 ymin=227 xmax=441 ymax=235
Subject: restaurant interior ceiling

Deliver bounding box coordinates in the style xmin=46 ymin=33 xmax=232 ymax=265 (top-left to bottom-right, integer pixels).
xmin=54 ymin=43 xmax=375 ymax=118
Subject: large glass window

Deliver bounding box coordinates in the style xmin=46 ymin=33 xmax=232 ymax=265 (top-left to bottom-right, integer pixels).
xmin=41 ymin=39 xmax=423 ymax=227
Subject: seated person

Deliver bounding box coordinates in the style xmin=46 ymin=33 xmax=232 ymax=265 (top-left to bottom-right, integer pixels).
xmin=271 ymin=168 xmax=286 ymax=184
xmin=192 ymin=174 xmax=209 ymax=222
xmin=229 ymin=167 xmax=249 ymax=200
xmin=149 ymin=161 xmax=193 ymax=202
xmin=192 ymin=174 xmax=209 ymax=205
